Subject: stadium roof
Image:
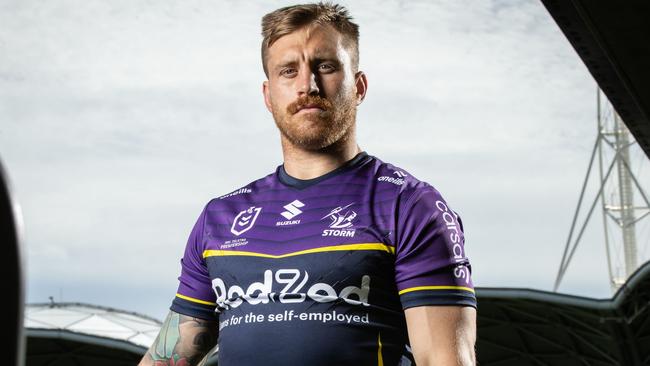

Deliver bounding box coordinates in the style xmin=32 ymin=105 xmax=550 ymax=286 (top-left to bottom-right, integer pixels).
xmin=25 ymin=302 xmax=161 ymax=366
xmin=541 ymin=0 xmax=650 ymax=158
xmin=475 ymin=259 xmax=650 ymax=365
xmin=23 ymin=263 xmax=650 ymax=366
xmin=488 ymin=4 xmax=650 ymax=362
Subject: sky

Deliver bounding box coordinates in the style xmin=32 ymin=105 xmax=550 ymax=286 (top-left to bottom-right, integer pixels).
xmin=1 ymin=0 xmax=649 ymax=321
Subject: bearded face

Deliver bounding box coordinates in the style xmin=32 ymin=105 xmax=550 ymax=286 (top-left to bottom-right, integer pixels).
xmin=262 ymin=24 xmax=365 ymax=152
xmin=270 ymin=89 xmax=357 ymax=151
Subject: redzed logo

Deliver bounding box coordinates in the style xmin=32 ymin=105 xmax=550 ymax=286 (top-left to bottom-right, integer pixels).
xmin=211 ymin=269 xmax=371 ymax=311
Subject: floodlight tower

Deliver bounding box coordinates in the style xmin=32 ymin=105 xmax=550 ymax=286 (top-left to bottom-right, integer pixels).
xmin=610 ymin=107 xmax=637 ymax=278
xmin=554 ymin=89 xmax=650 ymax=293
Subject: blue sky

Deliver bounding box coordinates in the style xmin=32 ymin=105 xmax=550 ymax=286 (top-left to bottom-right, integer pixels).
xmin=1 ymin=0 xmax=649 ymax=321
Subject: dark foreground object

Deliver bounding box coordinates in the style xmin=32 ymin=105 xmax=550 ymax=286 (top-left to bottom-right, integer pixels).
xmin=476 ymin=261 xmax=650 ymax=366
xmin=1 ymin=160 xmax=25 ymax=366
xmin=541 ymin=0 xmax=650 ymax=158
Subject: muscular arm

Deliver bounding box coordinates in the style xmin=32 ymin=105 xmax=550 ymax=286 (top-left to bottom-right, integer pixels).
xmin=138 ymin=310 xmax=218 ymax=366
xmin=404 ymin=306 xmax=476 ymax=366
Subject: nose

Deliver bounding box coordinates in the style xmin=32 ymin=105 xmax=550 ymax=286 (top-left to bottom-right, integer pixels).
xmin=297 ymin=67 xmax=319 ymax=96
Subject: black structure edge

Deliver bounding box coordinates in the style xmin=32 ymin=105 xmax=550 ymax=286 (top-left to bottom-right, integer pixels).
xmin=1 ymin=159 xmax=25 ymax=366
xmin=476 ymin=259 xmax=650 ymax=311
xmin=611 ymin=256 xmax=650 ymax=308
xmin=540 ymin=0 xmax=650 ymax=158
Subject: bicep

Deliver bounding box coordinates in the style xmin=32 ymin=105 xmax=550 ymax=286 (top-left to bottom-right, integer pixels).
xmin=404 ymin=306 xmax=476 ymax=366
xmin=138 ymin=310 xmax=219 ymax=366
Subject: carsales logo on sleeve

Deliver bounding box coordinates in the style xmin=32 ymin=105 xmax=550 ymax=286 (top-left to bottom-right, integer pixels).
xmin=435 ymin=200 xmax=471 ymax=284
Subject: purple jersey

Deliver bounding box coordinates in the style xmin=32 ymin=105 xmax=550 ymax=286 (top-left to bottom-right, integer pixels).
xmin=171 ymin=151 xmax=475 ymax=365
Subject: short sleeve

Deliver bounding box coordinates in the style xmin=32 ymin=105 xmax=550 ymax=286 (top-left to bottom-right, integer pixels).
xmin=170 ymin=206 xmax=218 ymax=320
xmin=394 ymin=187 xmax=476 ymax=310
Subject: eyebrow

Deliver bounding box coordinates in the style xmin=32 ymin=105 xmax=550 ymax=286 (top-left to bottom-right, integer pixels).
xmin=273 ymin=48 xmax=339 ymax=71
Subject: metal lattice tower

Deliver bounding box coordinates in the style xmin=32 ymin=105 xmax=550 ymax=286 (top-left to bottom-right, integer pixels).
xmin=612 ymin=111 xmax=638 ymax=277
xmin=554 ymin=89 xmax=650 ymax=292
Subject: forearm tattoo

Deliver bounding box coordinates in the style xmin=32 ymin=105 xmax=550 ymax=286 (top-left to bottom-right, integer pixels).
xmin=140 ymin=312 xmax=218 ymax=366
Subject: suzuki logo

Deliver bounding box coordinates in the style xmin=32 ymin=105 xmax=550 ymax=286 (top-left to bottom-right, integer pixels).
xmin=231 ymin=206 xmax=262 ymax=236
xmin=281 ymin=200 xmax=305 ymax=220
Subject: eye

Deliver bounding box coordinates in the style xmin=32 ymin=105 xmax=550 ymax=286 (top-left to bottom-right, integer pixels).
xmin=318 ymin=64 xmax=335 ymax=73
xmin=280 ymin=68 xmax=297 ymax=77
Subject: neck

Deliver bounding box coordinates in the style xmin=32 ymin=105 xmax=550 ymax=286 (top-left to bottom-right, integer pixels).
xmin=280 ymin=126 xmax=362 ymax=180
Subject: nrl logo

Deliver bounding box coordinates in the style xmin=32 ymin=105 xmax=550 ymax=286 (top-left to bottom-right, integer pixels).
xmin=231 ymin=206 xmax=262 ymax=236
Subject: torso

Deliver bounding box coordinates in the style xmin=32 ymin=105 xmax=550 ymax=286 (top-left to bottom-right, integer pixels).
xmin=206 ymin=152 xmax=409 ymax=365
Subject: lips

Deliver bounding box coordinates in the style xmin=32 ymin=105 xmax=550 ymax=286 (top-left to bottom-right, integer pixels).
xmin=297 ymin=104 xmax=324 ymax=112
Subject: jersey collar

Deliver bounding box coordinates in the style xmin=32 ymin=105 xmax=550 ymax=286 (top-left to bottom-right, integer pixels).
xmin=277 ymin=151 xmax=370 ymax=190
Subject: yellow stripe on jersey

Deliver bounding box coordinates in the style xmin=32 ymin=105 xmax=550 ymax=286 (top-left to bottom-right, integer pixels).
xmin=203 ymin=242 xmax=395 ymax=259
xmin=398 ymin=285 xmax=475 ymax=295
xmin=377 ymin=332 xmax=384 ymax=366
xmin=175 ymin=293 xmax=217 ymax=306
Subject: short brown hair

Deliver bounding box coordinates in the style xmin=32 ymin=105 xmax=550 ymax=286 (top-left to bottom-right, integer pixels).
xmin=260 ymin=2 xmax=360 ymax=78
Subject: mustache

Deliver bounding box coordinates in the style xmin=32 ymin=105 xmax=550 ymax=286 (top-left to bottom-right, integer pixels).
xmin=287 ymin=95 xmax=333 ymax=114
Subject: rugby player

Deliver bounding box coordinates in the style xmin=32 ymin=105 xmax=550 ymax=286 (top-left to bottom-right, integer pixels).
xmin=138 ymin=2 xmax=477 ymax=365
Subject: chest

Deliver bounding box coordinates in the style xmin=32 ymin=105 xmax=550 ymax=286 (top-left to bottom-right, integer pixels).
xmin=201 ymin=188 xmax=401 ymax=312
xmin=204 ymin=186 xmax=397 ymax=254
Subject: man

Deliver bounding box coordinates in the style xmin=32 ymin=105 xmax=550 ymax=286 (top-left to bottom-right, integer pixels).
xmin=138 ymin=2 xmax=476 ymax=365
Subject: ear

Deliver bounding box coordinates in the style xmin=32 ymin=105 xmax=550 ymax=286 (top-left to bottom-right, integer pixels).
xmin=262 ymin=80 xmax=273 ymax=113
xmin=354 ymin=71 xmax=368 ymax=105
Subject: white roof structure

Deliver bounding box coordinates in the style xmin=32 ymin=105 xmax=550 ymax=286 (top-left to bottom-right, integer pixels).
xmin=25 ymin=302 xmax=161 ymax=357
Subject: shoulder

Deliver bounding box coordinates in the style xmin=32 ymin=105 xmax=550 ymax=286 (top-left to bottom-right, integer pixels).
xmin=369 ymin=154 xmax=460 ymax=223
xmin=369 ymin=154 xmax=438 ymax=200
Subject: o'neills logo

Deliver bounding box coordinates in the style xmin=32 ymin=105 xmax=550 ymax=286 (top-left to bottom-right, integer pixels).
xmin=219 ymin=187 xmax=252 ymax=200
xmin=435 ymin=200 xmax=471 ymax=284
xmin=377 ymin=170 xmax=407 ymax=185
xmin=377 ymin=176 xmax=404 ymax=185
xmin=211 ymin=269 xmax=371 ymax=311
